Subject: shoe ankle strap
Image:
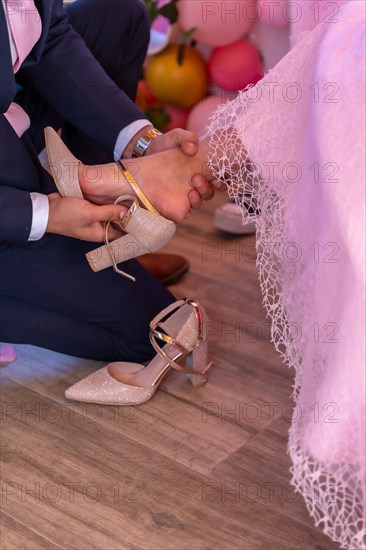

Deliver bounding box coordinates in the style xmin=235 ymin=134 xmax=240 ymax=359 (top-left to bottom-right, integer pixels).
xmin=116 ymin=160 xmax=160 ymax=215
xmin=149 ymin=299 xmax=207 ymax=376
xmin=150 ymin=298 xmax=203 ymax=343
xmin=103 ymin=195 xmax=140 ymax=282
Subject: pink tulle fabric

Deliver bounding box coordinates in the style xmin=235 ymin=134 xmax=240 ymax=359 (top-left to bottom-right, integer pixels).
xmin=205 ymin=1 xmax=366 ymax=548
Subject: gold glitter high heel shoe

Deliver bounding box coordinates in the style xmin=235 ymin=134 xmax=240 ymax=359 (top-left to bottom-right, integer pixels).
xmin=44 ymin=127 xmax=176 ymax=281
xmin=64 ymin=299 xmax=213 ymax=406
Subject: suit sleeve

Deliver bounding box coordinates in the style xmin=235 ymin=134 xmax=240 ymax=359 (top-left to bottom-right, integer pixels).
xmin=20 ymin=0 xmax=147 ymax=157
xmin=0 ymin=186 xmax=33 ymax=244
xmin=0 ymin=115 xmax=56 ymax=245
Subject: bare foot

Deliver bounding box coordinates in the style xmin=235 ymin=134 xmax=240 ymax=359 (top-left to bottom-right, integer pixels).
xmin=79 ymin=145 xmax=212 ymax=223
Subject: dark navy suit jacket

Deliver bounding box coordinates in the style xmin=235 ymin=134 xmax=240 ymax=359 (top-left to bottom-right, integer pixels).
xmin=0 ymin=0 xmax=146 ymax=244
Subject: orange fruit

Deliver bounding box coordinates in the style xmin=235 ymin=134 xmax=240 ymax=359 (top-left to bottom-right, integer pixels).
xmin=146 ymin=45 xmax=208 ymax=109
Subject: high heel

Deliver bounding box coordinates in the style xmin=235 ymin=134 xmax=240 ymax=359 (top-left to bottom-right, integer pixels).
xmin=44 ymin=127 xmax=176 ymax=280
xmin=64 ymin=299 xmax=213 ymax=406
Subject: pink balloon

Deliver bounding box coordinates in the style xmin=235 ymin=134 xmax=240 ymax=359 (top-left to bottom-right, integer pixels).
xmin=258 ymin=0 xmax=289 ymax=27
xmin=290 ymin=0 xmax=349 ymax=44
xmin=164 ymin=105 xmax=190 ymax=131
xmin=209 ymin=40 xmax=263 ymax=92
xmin=186 ymin=96 xmax=228 ymax=135
xmin=178 ymin=0 xmax=258 ymax=47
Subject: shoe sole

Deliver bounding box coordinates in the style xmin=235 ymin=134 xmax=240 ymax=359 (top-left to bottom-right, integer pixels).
xmin=160 ymin=260 xmax=190 ymax=286
xmin=214 ymin=210 xmax=256 ymax=235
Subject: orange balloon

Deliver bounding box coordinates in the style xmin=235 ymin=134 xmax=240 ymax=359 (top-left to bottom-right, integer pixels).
xmin=146 ymin=45 xmax=208 ymax=109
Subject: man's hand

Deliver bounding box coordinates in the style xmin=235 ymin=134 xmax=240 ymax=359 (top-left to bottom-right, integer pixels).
xmin=150 ymin=129 xmax=225 ymax=209
xmin=148 ymin=128 xmax=199 ymax=157
xmin=46 ymin=193 xmax=127 ymax=242
xmin=80 ymin=145 xmax=217 ymax=223
xmin=125 ymin=126 xmax=219 ymax=209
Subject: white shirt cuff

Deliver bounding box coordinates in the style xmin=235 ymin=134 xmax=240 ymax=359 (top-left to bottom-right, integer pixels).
xmin=28 ymin=192 xmax=49 ymax=241
xmin=114 ymin=120 xmax=152 ymax=161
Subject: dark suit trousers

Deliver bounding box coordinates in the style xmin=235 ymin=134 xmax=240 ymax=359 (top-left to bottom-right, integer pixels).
xmin=0 ymin=0 xmax=174 ymax=363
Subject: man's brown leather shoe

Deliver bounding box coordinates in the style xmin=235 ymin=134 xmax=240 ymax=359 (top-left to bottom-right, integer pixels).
xmin=137 ymin=253 xmax=189 ymax=285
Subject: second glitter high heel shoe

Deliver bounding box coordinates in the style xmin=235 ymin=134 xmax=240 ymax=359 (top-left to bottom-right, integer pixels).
xmin=44 ymin=127 xmax=176 ymax=281
xmin=64 ymin=299 xmax=213 ymax=406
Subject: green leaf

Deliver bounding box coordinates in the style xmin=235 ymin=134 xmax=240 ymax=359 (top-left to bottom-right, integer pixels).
xmin=177 ymin=28 xmax=196 ymax=65
xmin=144 ymin=0 xmax=180 ymax=25
xmin=144 ymin=0 xmax=159 ymax=23
xmin=159 ymin=1 xmax=178 ymax=24
xmin=181 ymin=27 xmax=196 ymax=45
xmin=177 ymin=43 xmax=185 ymax=66
xmin=145 ymin=106 xmax=171 ymax=133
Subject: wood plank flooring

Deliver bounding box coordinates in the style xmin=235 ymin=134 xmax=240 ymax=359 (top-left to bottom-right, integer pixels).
xmin=0 ymin=194 xmax=339 ymax=549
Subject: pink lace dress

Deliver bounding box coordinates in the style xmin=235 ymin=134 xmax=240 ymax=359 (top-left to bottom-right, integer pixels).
xmin=205 ymin=2 xmax=366 ymax=548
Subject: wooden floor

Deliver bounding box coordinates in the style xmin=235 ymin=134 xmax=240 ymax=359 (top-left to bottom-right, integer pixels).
xmin=0 ymin=194 xmax=339 ymax=549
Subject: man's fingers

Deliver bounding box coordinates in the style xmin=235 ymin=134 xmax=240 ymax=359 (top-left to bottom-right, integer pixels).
xmin=181 ymin=132 xmax=198 ymax=156
xmin=106 ymin=225 xmax=125 ymax=242
xmin=90 ymin=204 xmax=128 ymax=223
xmin=148 ymin=128 xmax=200 ymax=157
xmin=170 ymin=129 xmax=198 ymax=156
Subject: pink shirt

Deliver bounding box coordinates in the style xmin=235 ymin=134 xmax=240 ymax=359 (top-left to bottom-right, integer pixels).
xmin=2 ymin=0 xmax=42 ymax=137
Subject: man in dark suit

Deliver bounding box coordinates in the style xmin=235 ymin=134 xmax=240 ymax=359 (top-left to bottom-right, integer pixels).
xmin=0 ymin=0 xmax=213 ymax=362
